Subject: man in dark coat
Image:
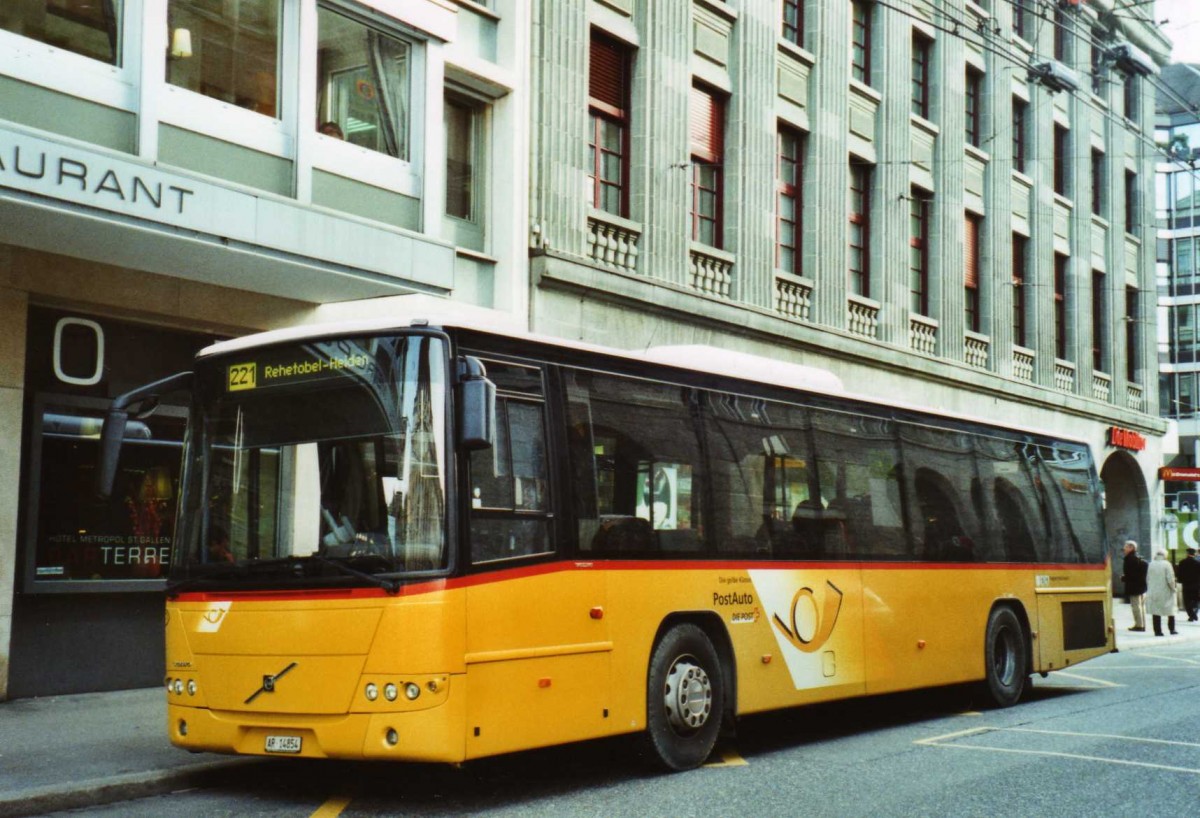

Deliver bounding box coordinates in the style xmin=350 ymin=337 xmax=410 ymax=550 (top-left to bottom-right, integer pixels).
xmin=1176 ymin=547 xmax=1200 ymax=623
xmin=1121 ymin=540 xmax=1148 ymax=631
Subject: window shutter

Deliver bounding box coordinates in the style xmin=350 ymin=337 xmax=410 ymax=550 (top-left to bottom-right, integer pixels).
xmin=589 ymin=34 xmax=625 ymax=111
xmin=690 ymin=85 xmax=723 ymax=162
xmin=965 ymin=215 xmax=979 ymax=288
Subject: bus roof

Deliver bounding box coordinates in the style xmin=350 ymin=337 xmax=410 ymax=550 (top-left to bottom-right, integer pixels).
xmin=197 ymin=315 xmax=846 ymax=396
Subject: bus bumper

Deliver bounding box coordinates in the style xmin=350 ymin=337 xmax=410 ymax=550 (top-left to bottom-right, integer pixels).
xmin=166 ymin=694 xmax=467 ymax=762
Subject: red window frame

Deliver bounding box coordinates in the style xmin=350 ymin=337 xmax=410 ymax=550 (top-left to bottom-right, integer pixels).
xmin=910 ymin=190 xmax=929 ymax=315
xmin=849 ymin=162 xmax=871 ymax=297
xmin=965 ymin=213 xmax=981 ymax=332
xmin=1012 ymin=234 xmax=1027 ymax=347
xmin=851 ymin=0 xmax=871 ymax=85
xmin=588 ymin=31 xmax=630 ymax=217
xmin=776 ymin=127 xmax=803 ymax=275
xmin=690 ymin=84 xmax=725 ymax=247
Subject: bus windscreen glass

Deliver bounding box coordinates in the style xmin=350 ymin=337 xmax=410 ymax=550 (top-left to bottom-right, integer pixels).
xmin=172 ymin=334 xmax=449 ymax=589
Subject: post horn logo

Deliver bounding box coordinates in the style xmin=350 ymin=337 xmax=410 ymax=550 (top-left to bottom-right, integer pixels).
xmin=771 ymin=581 xmax=844 ymax=653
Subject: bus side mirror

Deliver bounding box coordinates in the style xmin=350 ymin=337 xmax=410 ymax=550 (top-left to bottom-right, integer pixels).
xmin=458 ymin=356 xmax=495 ymax=451
xmin=94 ymin=371 xmax=194 ymax=500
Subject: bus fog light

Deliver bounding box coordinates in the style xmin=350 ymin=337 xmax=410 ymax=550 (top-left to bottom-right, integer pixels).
xmin=383 ymin=683 xmax=398 ymax=701
xmin=173 ymin=679 xmax=184 ymax=696
xmin=426 ymin=680 xmax=439 ymax=693
xmin=165 ymin=677 xmax=173 ymax=693
xmin=404 ymin=683 xmax=420 ymax=701
xmin=365 ymin=683 xmax=378 ymax=701
xmin=385 ymin=728 xmax=399 ymax=746
xmin=186 ymin=680 xmax=197 ymax=696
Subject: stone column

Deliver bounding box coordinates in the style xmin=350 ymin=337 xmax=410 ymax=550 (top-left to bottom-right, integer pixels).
xmin=804 ymin=0 xmax=851 ymax=328
xmin=0 ymin=283 xmax=28 ymax=701
xmin=930 ymin=5 xmax=966 ymax=361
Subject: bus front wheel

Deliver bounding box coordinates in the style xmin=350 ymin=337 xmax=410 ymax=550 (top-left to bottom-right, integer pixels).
xmin=982 ymin=607 xmax=1028 ymax=707
xmin=643 ymin=623 xmax=724 ymax=771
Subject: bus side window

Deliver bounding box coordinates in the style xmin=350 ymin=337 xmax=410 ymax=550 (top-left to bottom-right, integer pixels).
xmin=467 ymin=361 xmax=552 ymax=564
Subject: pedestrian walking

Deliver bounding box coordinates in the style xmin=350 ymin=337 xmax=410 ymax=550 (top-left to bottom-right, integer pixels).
xmin=1146 ymin=550 xmax=1179 ymax=637
xmin=1176 ymin=547 xmax=1200 ymax=622
xmin=1121 ymin=540 xmax=1148 ymax=632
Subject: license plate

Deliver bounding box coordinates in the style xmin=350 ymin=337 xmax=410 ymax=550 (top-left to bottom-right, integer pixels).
xmin=264 ymin=735 xmax=302 ymax=754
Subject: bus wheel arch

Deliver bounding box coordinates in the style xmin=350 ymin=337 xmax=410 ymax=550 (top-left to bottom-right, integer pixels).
xmin=642 ymin=613 xmax=735 ymax=770
xmin=981 ymin=602 xmax=1031 ymax=707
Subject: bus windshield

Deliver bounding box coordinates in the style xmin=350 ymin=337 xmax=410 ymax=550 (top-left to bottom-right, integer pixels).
xmin=171 ymin=333 xmax=450 ymax=591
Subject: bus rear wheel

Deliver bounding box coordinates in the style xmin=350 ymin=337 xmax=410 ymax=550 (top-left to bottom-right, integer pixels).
xmin=643 ymin=623 xmax=724 ymax=771
xmin=982 ymin=607 xmax=1028 ymax=707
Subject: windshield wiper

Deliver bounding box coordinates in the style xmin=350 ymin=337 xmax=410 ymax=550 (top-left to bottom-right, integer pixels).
xmin=232 ymin=554 xmax=401 ymax=594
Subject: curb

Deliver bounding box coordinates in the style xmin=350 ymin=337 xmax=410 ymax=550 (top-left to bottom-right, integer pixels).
xmin=0 ymin=759 xmax=256 ymax=818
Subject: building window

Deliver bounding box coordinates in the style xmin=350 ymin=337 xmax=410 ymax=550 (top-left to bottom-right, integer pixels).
xmin=1012 ymin=98 xmax=1027 ymax=174
xmin=849 ymin=161 xmax=871 ymax=297
xmin=1124 ymin=76 xmax=1138 ymax=123
xmin=965 ymin=213 xmax=981 ymax=332
xmin=691 ymin=83 xmax=725 ymax=248
xmin=783 ymin=0 xmax=803 ymax=47
xmin=1054 ymin=124 xmax=1069 ymax=197
xmin=851 ymin=0 xmax=871 ymax=85
xmin=1055 ymin=254 xmax=1069 ymax=360
xmin=1012 ymin=234 xmax=1027 ymax=347
xmin=912 ymin=32 xmax=931 ymax=119
xmin=1 ymin=0 xmax=122 ymax=64
xmin=1125 ymin=170 xmax=1137 ymax=233
xmin=1012 ymin=0 xmax=1027 ymax=40
xmin=167 ymin=0 xmax=281 ymax=118
xmin=1092 ymin=270 xmax=1106 ymax=372
xmin=316 ymin=5 xmax=412 ymax=158
xmin=777 ymin=127 xmax=804 ymax=275
xmin=1091 ymin=149 xmax=1105 ymax=216
xmin=445 ymin=94 xmax=481 ymax=224
xmin=910 ymin=190 xmax=930 ymax=315
xmin=965 ymin=67 xmax=983 ymax=148
xmin=1053 ymin=6 xmax=1068 ymax=62
xmin=588 ymin=32 xmax=631 ymax=217
xmin=1126 ymin=286 xmax=1138 ymax=382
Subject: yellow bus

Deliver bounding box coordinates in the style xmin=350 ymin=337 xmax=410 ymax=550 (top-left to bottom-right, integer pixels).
xmin=98 ymin=316 xmax=1113 ymax=771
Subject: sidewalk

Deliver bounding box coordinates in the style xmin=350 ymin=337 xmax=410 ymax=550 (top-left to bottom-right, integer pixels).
xmin=0 ymin=687 xmax=254 ymax=817
xmin=0 ymin=598 xmax=1196 ymax=817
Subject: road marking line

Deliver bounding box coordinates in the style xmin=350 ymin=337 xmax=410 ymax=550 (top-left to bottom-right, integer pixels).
xmin=918 ymin=741 xmax=1200 ymax=776
xmin=1001 ymin=727 xmax=1200 ymax=749
xmin=1139 ymin=652 xmax=1200 ymax=666
xmin=914 ymin=726 xmax=990 ymax=745
xmin=311 ymin=795 xmax=353 ymax=818
xmin=1050 ymin=670 xmax=1123 ymax=688
xmin=705 ymin=749 xmax=749 ymax=767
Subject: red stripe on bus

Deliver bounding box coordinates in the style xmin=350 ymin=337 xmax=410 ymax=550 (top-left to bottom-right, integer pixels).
xmin=171 ymin=558 xmax=1107 ymax=603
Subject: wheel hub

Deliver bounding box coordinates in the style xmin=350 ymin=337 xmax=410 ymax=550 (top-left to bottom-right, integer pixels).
xmin=663 ymin=656 xmax=712 ymax=734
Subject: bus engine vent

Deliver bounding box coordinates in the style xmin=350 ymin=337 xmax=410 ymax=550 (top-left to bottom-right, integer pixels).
xmin=1061 ymin=601 xmax=1106 ymax=651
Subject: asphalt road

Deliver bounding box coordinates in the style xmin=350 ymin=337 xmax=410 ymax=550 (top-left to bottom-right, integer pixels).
xmin=51 ymin=642 xmax=1200 ymax=817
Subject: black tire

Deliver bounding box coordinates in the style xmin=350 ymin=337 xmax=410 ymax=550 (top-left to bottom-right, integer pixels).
xmin=642 ymin=623 xmax=724 ymax=771
xmin=982 ymin=607 xmax=1028 ymax=707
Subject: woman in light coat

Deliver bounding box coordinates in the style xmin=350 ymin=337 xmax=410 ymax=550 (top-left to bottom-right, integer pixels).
xmin=1145 ymin=551 xmax=1179 ymax=637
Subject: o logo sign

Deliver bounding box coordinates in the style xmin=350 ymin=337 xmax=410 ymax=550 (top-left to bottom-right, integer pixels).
xmin=53 ymin=317 xmax=105 ymax=386
xmin=771 ymin=581 xmax=844 ymax=654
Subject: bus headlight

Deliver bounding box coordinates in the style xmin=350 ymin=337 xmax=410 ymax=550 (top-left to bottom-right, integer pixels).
xmin=404 ymin=682 xmax=421 ymax=701
xmin=365 ymin=683 xmax=378 ymax=701
xmin=383 ymin=683 xmax=398 ymax=702
xmin=186 ymin=680 xmax=197 ymax=696
xmin=173 ymin=679 xmax=184 ymax=696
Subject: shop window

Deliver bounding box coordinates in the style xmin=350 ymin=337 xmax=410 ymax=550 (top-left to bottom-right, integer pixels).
xmin=316 ymin=4 xmax=412 ymax=159
xmin=166 ymin=0 xmax=281 ymax=118
xmin=0 ymin=0 xmax=121 ymax=64
xmin=29 ymin=406 xmax=185 ymax=586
